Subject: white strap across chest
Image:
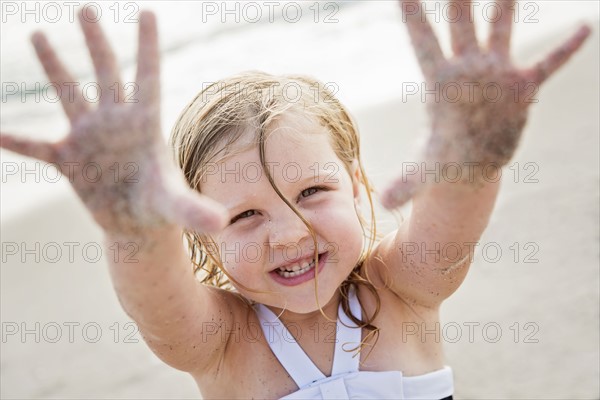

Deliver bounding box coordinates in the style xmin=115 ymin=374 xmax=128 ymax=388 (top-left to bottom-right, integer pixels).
xmin=254 ymin=288 xmax=362 ymax=389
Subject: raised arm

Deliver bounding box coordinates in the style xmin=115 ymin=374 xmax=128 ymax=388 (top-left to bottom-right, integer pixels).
xmin=373 ymin=0 xmax=590 ymax=308
xmin=0 ymin=8 xmax=231 ymax=373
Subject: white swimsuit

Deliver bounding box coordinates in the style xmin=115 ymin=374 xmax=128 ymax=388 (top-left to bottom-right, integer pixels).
xmin=254 ymin=288 xmax=454 ymax=400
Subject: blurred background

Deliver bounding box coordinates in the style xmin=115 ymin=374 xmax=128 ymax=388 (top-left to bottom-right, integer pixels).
xmin=1 ymin=1 xmax=598 ymax=398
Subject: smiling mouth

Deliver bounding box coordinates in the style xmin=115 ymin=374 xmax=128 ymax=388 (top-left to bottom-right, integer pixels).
xmin=276 ymin=257 xmax=316 ymax=278
xmin=269 ymin=252 xmax=329 ymax=286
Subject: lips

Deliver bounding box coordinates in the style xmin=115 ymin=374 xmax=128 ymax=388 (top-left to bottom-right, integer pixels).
xmin=269 ymin=252 xmax=328 ymax=286
xmin=277 ymin=258 xmax=314 ymax=277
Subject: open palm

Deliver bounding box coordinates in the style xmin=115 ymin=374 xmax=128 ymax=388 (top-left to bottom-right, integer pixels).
xmin=382 ymin=0 xmax=590 ymax=208
xmin=0 ymin=8 xmax=226 ymax=236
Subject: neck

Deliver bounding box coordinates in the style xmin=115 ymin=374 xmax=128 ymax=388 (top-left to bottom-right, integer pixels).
xmin=266 ymin=290 xmax=341 ymax=327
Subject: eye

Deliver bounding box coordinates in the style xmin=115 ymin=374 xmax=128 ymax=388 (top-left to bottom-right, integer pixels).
xmin=230 ymin=210 xmax=256 ymax=224
xmin=300 ymin=186 xmax=324 ymax=199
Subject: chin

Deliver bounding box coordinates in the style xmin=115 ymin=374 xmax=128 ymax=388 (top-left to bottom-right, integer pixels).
xmin=235 ymin=253 xmax=358 ymax=314
xmin=280 ymin=283 xmax=342 ymax=315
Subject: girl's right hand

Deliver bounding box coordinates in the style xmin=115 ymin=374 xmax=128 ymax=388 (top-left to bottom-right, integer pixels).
xmin=0 ymin=8 xmax=227 ymax=237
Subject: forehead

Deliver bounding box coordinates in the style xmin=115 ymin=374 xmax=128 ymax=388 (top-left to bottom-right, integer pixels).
xmin=219 ymin=111 xmax=340 ymax=171
xmin=201 ymin=113 xmax=345 ymax=202
xmin=209 ymin=111 xmax=332 ymax=161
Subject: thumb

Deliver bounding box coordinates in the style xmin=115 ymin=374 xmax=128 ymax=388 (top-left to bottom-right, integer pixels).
xmin=1 ymin=133 xmax=59 ymax=163
xmin=158 ymin=187 xmax=228 ymax=234
xmin=380 ymin=171 xmax=425 ymax=209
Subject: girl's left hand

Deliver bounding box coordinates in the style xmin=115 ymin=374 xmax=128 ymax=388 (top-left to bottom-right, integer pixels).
xmin=382 ymin=0 xmax=590 ymax=208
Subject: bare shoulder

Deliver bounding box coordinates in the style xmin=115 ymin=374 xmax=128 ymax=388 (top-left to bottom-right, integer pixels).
xmin=141 ymin=283 xmax=252 ymax=376
xmin=189 ymin=289 xmax=297 ymax=399
xmin=362 ymin=227 xmax=472 ymax=309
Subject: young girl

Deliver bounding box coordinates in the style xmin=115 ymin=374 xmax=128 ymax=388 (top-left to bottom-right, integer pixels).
xmin=0 ymin=1 xmax=590 ymax=398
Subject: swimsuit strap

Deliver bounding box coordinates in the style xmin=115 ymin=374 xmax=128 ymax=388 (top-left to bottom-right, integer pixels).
xmin=331 ymin=286 xmax=362 ymax=376
xmin=254 ymin=286 xmax=362 ymax=388
xmin=255 ymin=303 xmax=326 ymax=388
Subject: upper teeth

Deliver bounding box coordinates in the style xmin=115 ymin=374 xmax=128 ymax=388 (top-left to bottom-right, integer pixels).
xmin=277 ymin=258 xmax=316 ymax=278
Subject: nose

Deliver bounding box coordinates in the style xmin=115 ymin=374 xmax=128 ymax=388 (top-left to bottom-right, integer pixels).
xmin=266 ymin=205 xmax=312 ymax=248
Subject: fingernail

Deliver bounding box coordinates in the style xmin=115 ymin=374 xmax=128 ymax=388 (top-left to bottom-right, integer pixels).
xmin=139 ymin=10 xmax=155 ymax=25
xmin=202 ymin=213 xmax=228 ymax=234
xmin=579 ymin=25 xmax=592 ymax=37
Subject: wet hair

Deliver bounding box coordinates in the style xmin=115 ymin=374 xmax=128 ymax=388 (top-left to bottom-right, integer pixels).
xmin=169 ymin=71 xmax=382 ymax=352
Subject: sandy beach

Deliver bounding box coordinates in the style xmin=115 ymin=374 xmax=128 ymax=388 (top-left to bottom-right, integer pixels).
xmin=1 ymin=2 xmax=598 ymax=399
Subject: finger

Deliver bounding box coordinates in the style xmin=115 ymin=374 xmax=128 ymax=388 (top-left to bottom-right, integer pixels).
xmin=399 ymin=0 xmax=446 ymax=81
xmin=380 ymin=171 xmax=426 ymax=210
xmin=30 ymin=32 xmax=90 ymax=122
xmin=0 ymin=133 xmax=59 ymax=164
xmin=449 ymin=0 xmax=479 ymax=56
xmin=488 ymin=0 xmax=514 ymax=59
xmin=78 ymin=6 xmax=123 ymax=107
xmin=528 ymin=25 xmax=591 ymax=85
xmin=135 ymin=11 xmax=160 ymax=108
xmin=158 ymin=188 xmax=228 ymax=234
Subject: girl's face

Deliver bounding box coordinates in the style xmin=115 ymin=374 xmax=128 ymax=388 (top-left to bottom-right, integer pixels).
xmin=202 ymin=113 xmax=364 ymax=314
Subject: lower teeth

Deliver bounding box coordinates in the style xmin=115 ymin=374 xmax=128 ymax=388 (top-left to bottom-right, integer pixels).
xmin=277 ymin=260 xmax=315 ymax=278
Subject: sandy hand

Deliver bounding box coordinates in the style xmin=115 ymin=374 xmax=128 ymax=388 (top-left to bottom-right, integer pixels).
xmin=381 ymin=0 xmax=591 ymax=209
xmin=0 ymin=9 xmax=227 ymax=237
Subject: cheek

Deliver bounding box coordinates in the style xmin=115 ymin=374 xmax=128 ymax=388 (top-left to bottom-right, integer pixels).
xmin=315 ymin=199 xmax=364 ymax=261
xmin=342 ymin=215 xmax=365 ymax=263
xmin=220 ymin=253 xmax=260 ymax=294
xmin=217 ymin=233 xmax=266 ymax=280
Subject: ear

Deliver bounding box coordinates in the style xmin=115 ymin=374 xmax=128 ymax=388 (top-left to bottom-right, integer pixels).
xmin=350 ymin=159 xmax=361 ymax=201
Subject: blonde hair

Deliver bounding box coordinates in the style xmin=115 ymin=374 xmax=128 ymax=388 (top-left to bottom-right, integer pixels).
xmin=169 ymin=71 xmax=382 ymax=350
